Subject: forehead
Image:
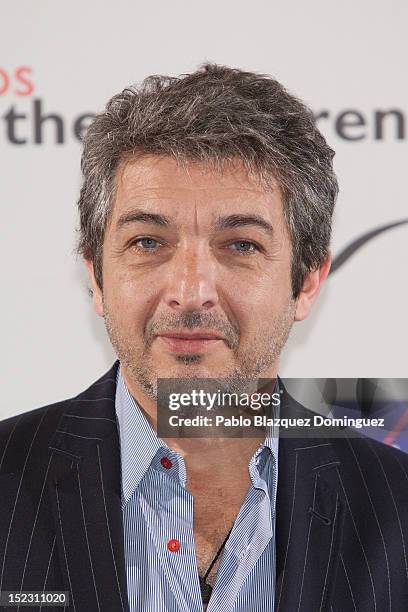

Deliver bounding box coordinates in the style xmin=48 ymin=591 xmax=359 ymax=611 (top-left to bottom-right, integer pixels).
xmin=112 ymin=154 xmax=283 ymax=223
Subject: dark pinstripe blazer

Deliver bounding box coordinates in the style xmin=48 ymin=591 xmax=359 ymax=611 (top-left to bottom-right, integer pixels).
xmin=1 ymin=361 xmax=408 ymax=612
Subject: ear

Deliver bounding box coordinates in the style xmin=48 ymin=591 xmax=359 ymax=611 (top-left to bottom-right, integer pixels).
xmin=84 ymin=259 xmax=103 ymax=318
xmin=294 ymin=252 xmax=331 ymax=322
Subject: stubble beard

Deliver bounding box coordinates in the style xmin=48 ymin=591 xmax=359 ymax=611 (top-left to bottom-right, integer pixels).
xmin=103 ymin=297 xmax=296 ymax=400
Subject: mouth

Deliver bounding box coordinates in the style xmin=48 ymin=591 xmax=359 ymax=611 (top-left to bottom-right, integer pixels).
xmin=155 ymin=329 xmax=225 ymax=354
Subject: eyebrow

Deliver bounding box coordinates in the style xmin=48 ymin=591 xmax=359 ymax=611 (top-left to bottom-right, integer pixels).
xmin=116 ymin=208 xmax=274 ymax=237
xmin=116 ymin=209 xmax=171 ymax=229
xmin=215 ymin=214 xmax=274 ymax=237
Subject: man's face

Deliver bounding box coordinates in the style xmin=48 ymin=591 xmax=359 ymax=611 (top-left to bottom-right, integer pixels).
xmin=87 ymin=155 xmax=324 ymax=399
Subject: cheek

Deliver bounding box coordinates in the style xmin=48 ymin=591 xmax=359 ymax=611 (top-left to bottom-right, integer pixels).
xmin=221 ymin=268 xmax=293 ymax=337
xmin=103 ymin=267 xmax=159 ymax=322
xmin=224 ymin=268 xmax=291 ymax=310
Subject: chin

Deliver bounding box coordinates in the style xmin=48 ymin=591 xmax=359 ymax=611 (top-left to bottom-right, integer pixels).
xmin=158 ymin=359 xmax=230 ymax=379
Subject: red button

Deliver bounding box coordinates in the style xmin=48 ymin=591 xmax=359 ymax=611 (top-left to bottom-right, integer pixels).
xmin=167 ymin=539 xmax=180 ymax=552
xmin=161 ymin=457 xmax=173 ymax=469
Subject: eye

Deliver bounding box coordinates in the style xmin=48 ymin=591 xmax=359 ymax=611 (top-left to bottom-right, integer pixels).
xmin=131 ymin=237 xmax=160 ymax=250
xmin=229 ymin=240 xmax=258 ymax=253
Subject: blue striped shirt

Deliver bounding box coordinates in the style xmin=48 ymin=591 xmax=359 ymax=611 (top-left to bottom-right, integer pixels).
xmin=115 ymin=367 xmax=279 ymax=612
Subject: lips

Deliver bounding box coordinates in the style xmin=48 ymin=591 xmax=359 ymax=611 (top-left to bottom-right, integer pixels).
xmin=158 ymin=329 xmax=225 ymax=341
xmin=156 ymin=330 xmax=225 ymax=353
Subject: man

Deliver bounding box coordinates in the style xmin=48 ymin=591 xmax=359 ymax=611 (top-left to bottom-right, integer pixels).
xmin=1 ymin=63 xmax=407 ymax=612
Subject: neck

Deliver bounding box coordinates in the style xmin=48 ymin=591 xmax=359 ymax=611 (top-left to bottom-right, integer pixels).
xmin=120 ymin=364 xmax=277 ymax=471
xmin=163 ymin=435 xmax=266 ymax=478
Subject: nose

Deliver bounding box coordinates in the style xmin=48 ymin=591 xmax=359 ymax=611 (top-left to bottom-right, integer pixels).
xmin=163 ymin=243 xmax=219 ymax=312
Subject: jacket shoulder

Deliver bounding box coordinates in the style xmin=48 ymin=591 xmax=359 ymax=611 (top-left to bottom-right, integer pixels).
xmin=0 ymin=399 xmax=71 ymax=475
xmin=0 ymin=362 xmax=119 ymax=475
xmin=331 ymin=429 xmax=408 ymax=515
xmin=333 ymin=427 xmax=408 ymax=468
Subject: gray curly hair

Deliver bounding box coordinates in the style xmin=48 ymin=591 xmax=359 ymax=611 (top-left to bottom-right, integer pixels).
xmin=77 ymin=63 xmax=338 ymax=298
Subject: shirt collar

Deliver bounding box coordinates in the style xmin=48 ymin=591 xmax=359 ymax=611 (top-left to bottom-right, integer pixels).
xmin=250 ymin=384 xmax=280 ymax=478
xmin=115 ymin=366 xmax=168 ymax=504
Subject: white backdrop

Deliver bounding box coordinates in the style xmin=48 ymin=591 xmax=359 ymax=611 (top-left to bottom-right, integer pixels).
xmin=1 ymin=0 xmax=407 ymax=419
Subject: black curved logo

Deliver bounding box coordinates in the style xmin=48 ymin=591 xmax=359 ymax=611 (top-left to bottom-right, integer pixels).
xmin=330 ymin=218 xmax=408 ymax=275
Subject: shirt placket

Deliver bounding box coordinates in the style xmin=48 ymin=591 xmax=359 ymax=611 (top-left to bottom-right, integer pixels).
xmin=206 ymin=449 xmax=275 ymax=612
xmin=138 ymin=447 xmax=204 ymax=612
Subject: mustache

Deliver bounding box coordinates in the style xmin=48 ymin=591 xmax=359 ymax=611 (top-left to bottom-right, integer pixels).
xmin=144 ymin=311 xmax=240 ymax=350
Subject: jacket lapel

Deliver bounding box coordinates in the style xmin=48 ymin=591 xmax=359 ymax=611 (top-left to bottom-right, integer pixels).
xmin=47 ymin=362 xmax=130 ymax=612
xmin=274 ymin=389 xmax=346 ymax=612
